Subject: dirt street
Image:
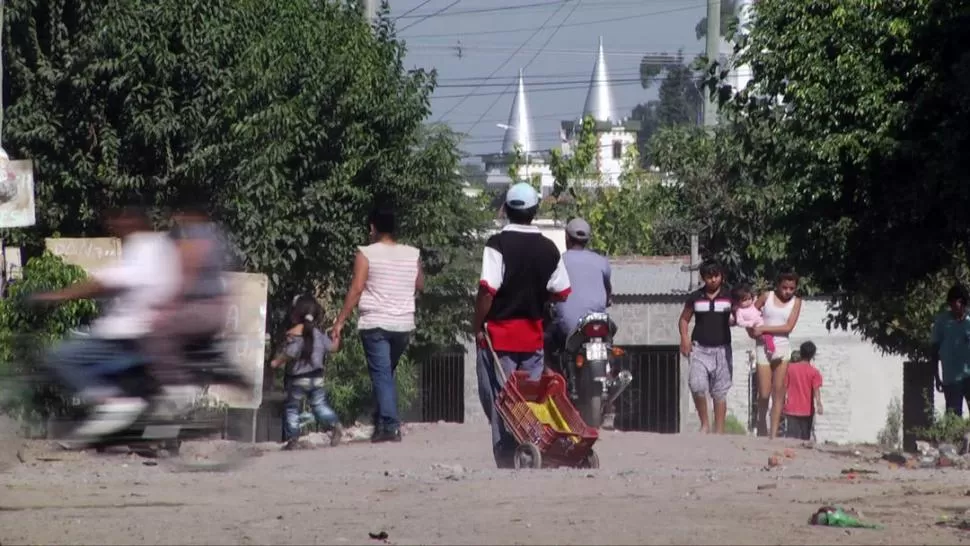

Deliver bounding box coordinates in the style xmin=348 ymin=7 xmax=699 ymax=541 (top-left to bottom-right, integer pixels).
xmin=2 ymin=422 xmax=970 ymax=545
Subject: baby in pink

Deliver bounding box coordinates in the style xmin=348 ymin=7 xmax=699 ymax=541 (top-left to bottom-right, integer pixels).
xmin=732 ymin=286 xmax=776 ymax=356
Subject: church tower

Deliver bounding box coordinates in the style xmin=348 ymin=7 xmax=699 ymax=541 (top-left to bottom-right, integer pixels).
xmin=561 ymin=37 xmax=640 ymax=186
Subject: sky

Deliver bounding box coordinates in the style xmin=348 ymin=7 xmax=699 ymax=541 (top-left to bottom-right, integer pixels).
xmin=387 ymin=0 xmax=709 ymax=160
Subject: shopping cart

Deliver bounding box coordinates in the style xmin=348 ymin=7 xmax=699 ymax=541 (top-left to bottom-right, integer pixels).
xmin=484 ymin=331 xmax=599 ymax=470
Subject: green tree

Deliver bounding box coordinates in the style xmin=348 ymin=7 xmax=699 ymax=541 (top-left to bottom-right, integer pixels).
xmin=2 ymin=1 xmax=487 ymax=420
xmin=0 ymin=253 xmax=97 ymax=426
xmin=717 ymin=0 xmax=970 ymax=359
xmin=633 ymin=51 xmax=703 ymax=167
xmin=2 ymin=0 xmax=483 ymax=347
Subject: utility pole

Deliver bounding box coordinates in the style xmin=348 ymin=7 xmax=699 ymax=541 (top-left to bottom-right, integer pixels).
xmin=703 ymin=0 xmax=721 ymax=128
xmin=363 ymin=0 xmax=378 ymax=24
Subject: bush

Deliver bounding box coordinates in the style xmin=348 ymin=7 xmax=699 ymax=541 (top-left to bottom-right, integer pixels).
xmin=0 ymin=253 xmax=97 ymax=428
xmin=910 ymin=390 xmax=970 ymax=446
xmin=725 ymin=413 xmax=747 ymax=435
xmin=877 ymin=397 xmax=903 ymax=449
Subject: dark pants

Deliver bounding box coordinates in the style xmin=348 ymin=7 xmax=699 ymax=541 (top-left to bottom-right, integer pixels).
xmin=476 ymin=348 xmax=544 ymax=468
xmin=943 ymin=377 xmax=970 ymax=417
xmin=46 ymin=336 xmax=143 ymax=398
xmin=784 ymin=414 xmax=814 ymax=440
xmin=283 ymin=376 xmax=339 ymax=441
xmin=360 ymin=328 xmax=410 ymax=431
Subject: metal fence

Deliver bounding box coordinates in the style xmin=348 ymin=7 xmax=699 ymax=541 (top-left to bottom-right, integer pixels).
xmin=407 ymin=349 xmax=465 ymax=424
xmin=614 ymin=345 xmax=680 ymax=433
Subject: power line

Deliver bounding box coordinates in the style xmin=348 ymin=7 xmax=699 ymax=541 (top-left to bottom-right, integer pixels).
xmin=406 ymin=44 xmax=673 ymax=58
xmin=464 ymin=0 xmax=585 ymax=137
xmin=397 ymin=0 xmax=569 ymax=19
xmin=444 ymin=102 xmax=649 ymax=126
xmin=433 ymin=77 xmax=646 ymax=99
xmin=393 ymin=0 xmax=435 ymax=20
xmin=399 ymin=3 xmax=705 ymax=39
xmin=397 ymin=0 xmax=461 ymax=33
xmin=433 ymin=0 xmax=572 ymax=123
xmin=398 ymin=0 xmax=681 ymax=19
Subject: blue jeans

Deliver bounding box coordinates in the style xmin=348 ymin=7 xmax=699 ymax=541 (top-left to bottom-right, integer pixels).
xmin=476 ymin=348 xmax=544 ymax=468
xmin=283 ymin=376 xmax=339 ymax=441
xmin=45 ymin=336 xmax=143 ymax=397
xmin=360 ymin=328 xmax=410 ymax=431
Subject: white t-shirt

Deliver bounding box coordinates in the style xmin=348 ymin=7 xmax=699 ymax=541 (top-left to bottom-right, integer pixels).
xmin=89 ymin=232 xmax=181 ymax=339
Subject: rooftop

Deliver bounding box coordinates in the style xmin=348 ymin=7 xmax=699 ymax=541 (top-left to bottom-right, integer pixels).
xmin=609 ymin=255 xmax=696 ymax=297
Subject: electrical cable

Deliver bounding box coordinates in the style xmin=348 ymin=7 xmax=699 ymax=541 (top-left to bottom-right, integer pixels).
xmin=433 ymin=0 xmax=573 ymax=123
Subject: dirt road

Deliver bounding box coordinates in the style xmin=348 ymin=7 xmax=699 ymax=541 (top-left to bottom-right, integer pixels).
xmin=2 ymin=422 xmax=970 ymax=545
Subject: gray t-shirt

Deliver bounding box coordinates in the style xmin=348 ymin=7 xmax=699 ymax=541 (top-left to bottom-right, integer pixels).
xmin=171 ymin=221 xmax=229 ymax=300
xmin=554 ymin=248 xmax=611 ymax=335
xmin=282 ymin=328 xmax=334 ymax=377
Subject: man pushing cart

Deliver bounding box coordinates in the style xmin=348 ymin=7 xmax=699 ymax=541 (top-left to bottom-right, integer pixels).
xmin=473 ymin=182 xmax=573 ymax=468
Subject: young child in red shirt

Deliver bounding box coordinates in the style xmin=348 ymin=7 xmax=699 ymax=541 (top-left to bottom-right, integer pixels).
xmin=783 ymin=341 xmax=823 ymax=440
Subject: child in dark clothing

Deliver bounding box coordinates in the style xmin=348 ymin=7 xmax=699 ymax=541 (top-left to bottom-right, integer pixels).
xmin=271 ymin=295 xmax=344 ymax=450
xmin=783 ymin=341 xmax=823 ymax=440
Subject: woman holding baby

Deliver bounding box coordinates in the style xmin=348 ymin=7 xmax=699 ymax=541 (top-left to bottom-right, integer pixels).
xmin=733 ymin=271 xmax=803 ymax=439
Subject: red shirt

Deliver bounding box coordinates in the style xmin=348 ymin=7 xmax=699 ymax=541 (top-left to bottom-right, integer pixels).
xmin=784 ymin=361 xmax=822 ymax=417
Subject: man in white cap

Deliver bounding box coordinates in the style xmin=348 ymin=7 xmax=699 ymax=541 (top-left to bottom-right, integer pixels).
xmin=473 ymin=182 xmax=571 ymax=468
xmin=547 ymin=217 xmax=612 ymax=359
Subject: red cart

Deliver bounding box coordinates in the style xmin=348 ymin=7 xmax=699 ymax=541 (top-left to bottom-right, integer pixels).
xmin=495 ymin=369 xmax=600 ymax=469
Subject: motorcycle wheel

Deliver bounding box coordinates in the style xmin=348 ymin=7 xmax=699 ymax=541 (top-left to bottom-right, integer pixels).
xmin=579 ymin=393 xmax=604 ymax=429
xmin=513 ymin=443 xmax=542 ymax=470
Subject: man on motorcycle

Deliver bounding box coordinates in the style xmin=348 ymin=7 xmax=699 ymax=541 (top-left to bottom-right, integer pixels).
xmin=545 ymin=218 xmax=612 ymax=369
xmin=33 ymin=206 xmax=181 ymax=441
xmin=142 ymin=203 xmax=230 ymax=387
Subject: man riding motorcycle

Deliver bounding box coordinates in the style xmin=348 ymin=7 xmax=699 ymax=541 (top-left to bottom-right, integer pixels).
xmin=33 ymin=206 xmax=181 ymax=442
xmin=142 ymin=203 xmax=230 ymax=387
xmin=544 ymin=217 xmax=612 ymax=369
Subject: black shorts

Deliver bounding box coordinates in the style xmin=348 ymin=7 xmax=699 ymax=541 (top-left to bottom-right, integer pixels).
xmin=784 ymin=415 xmax=814 ymax=440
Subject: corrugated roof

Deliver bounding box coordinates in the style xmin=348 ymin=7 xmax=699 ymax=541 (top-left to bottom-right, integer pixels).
xmin=610 ymin=256 xmax=696 ymax=296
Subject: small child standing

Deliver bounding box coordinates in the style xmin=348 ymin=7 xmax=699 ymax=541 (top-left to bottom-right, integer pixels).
xmin=732 ymin=285 xmax=776 ymax=357
xmin=271 ymin=294 xmax=344 ymax=450
xmin=783 ymin=341 xmax=823 ymax=441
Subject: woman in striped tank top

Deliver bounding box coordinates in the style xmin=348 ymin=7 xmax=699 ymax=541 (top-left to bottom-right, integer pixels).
xmin=333 ymin=205 xmax=424 ymax=443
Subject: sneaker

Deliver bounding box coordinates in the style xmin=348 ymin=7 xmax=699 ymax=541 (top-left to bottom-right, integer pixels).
xmin=372 ymin=427 xmax=402 ymax=443
xmin=69 ymin=397 xmax=149 ymax=440
xmin=330 ymin=423 xmax=344 ymax=447
xmin=282 ymin=439 xmax=300 ymax=451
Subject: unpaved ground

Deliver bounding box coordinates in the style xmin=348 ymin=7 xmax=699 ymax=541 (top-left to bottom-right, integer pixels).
xmin=2 ymin=422 xmax=970 ymax=545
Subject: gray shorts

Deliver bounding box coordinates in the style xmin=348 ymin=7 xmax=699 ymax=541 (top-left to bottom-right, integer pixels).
xmin=688 ymin=343 xmax=733 ymax=401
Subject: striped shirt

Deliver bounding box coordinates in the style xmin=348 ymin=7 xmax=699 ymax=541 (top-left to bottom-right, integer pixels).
xmin=357 ymin=242 xmax=420 ymax=332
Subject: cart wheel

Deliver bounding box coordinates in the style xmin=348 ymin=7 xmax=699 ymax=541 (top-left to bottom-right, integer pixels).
xmin=514 ymin=443 xmax=542 ymax=470
xmin=580 ymin=450 xmax=600 ymax=469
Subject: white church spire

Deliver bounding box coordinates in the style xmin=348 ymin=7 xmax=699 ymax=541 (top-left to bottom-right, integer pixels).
xmin=582 ymin=37 xmax=617 ymax=123
xmin=501 ymin=69 xmax=535 ymax=155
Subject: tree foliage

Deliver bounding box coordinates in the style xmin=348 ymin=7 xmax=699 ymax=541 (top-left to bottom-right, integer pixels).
xmin=0 ymin=253 xmax=97 ymax=424
xmin=633 ymin=52 xmax=703 ymax=166
xmin=713 ymin=0 xmax=970 ymax=359
xmin=2 ymin=0 xmax=485 ymax=357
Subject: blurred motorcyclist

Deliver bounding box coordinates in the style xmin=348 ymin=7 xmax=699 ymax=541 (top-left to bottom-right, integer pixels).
xmin=142 ymin=203 xmax=230 ymax=386
xmin=544 ymin=218 xmax=612 ymax=368
xmin=32 ymin=206 xmax=181 ymax=440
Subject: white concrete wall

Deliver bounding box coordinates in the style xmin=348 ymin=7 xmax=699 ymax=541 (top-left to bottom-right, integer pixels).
xmin=706 ymin=299 xmax=920 ymax=444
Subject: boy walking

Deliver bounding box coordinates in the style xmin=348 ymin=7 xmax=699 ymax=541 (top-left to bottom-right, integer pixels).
xmin=783 ymin=341 xmax=823 ymax=440
xmin=678 ymin=260 xmax=733 ymax=434
xmin=473 ymin=182 xmax=571 ymax=468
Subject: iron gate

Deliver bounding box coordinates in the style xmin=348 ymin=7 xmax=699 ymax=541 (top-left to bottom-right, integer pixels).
xmin=614 ymin=345 xmax=680 ymax=433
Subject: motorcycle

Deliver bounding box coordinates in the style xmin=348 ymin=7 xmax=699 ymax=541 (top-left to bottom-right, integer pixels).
xmin=558 ymin=311 xmax=633 ymax=429
xmin=41 ymin=333 xmax=255 ymax=471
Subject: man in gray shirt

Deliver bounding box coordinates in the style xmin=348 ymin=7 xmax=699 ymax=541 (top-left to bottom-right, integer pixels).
xmin=546 ymin=218 xmax=612 ymax=359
